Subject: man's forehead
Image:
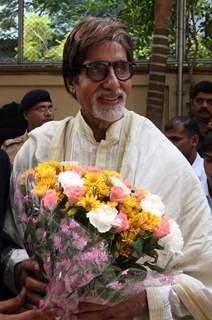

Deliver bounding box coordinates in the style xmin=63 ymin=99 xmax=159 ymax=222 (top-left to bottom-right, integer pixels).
xmin=166 ymin=123 xmax=186 ymax=135
xmin=33 ymin=101 xmax=52 ymax=108
xmin=195 ymin=91 xmax=212 ymax=98
xmin=85 ymin=41 xmax=127 ymax=61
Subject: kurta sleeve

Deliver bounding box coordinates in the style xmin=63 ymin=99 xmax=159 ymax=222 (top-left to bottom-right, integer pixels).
xmin=123 ymin=115 xmax=212 ymax=319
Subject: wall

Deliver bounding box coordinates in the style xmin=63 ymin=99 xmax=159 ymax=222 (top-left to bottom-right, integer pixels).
xmin=0 ymin=68 xmax=211 ymax=127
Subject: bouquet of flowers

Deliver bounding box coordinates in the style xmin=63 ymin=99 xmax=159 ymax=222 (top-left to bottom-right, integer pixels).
xmin=16 ymin=161 xmax=184 ymax=318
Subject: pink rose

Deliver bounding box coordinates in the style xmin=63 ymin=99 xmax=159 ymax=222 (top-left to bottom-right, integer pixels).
xmin=154 ymin=216 xmax=170 ymax=238
xmin=114 ymin=211 xmax=129 ymax=232
xmin=65 ymin=186 xmax=84 ymax=204
xmin=72 ymin=166 xmax=84 ymax=177
xmin=110 ymin=186 xmax=126 ymax=203
xmin=135 ymin=190 xmax=146 ymax=201
xmin=43 ymin=189 xmax=58 ymax=209
xmin=123 ymin=180 xmax=133 ymax=189
xmin=86 ymin=166 xmax=102 ymax=173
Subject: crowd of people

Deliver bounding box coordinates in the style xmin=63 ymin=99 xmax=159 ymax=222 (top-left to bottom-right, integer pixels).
xmin=164 ymin=80 xmax=212 ymax=209
xmin=0 ymin=15 xmax=212 ymax=320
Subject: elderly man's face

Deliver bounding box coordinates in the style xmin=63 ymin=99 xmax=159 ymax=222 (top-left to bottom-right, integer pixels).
xmin=71 ymin=41 xmax=132 ymax=127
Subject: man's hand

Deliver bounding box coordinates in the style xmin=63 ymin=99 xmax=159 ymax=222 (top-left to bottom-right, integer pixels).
xmin=14 ymin=259 xmax=47 ymax=306
xmin=72 ymin=291 xmax=148 ymax=320
xmin=0 ymin=288 xmax=63 ymax=320
xmin=0 ymin=307 xmax=62 ymax=320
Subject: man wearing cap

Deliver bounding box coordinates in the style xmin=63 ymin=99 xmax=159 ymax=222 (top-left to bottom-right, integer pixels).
xmin=2 ymin=89 xmax=54 ymax=164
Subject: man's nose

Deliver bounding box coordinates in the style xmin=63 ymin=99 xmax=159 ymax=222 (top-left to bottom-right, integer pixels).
xmin=44 ymin=108 xmax=54 ymax=118
xmin=102 ymin=67 xmax=120 ymax=90
xmin=202 ymin=100 xmax=208 ymax=108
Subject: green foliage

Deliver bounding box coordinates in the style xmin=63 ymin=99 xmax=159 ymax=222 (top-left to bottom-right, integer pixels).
xmin=186 ymin=0 xmax=212 ymax=59
xmin=0 ymin=0 xmax=211 ymax=63
xmin=24 ymin=14 xmax=53 ymax=61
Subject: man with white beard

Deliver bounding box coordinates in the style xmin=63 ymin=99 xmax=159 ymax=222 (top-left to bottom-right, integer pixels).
xmin=3 ymin=16 xmax=212 ymax=320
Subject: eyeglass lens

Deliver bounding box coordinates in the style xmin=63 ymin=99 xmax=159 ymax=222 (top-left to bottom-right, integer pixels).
xmin=35 ymin=106 xmax=54 ymax=113
xmin=82 ymin=61 xmax=133 ymax=82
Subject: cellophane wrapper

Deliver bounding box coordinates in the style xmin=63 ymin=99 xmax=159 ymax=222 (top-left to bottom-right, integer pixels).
xmin=14 ymin=162 xmax=183 ymax=319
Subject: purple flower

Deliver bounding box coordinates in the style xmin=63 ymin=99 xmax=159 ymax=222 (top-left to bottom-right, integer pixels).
xmin=72 ymin=232 xmax=88 ymax=249
xmin=60 ymin=224 xmax=71 ymax=235
xmin=54 ymin=236 xmax=62 ymax=251
xmin=62 ymin=258 xmax=72 ymax=270
xmin=107 ymin=281 xmax=123 ymax=289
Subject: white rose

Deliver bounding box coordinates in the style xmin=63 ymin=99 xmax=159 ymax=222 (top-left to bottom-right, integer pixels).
xmin=58 ymin=171 xmax=83 ymax=189
xmin=156 ymin=219 xmax=184 ymax=270
xmin=110 ymin=176 xmax=131 ymax=196
xmin=87 ymin=205 xmax=118 ymax=233
xmin=159 ymin=219 xmax=184 ymax=255
xmin=141 ymin=193 xmax=165 ymax=218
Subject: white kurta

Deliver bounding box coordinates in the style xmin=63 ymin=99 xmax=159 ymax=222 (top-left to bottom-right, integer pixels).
xmin=4 ymin=110 xmax=212 ymax=319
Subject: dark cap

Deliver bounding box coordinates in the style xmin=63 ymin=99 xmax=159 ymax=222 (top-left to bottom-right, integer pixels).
xmin=20 ymin=89 xmax=52 ymax=113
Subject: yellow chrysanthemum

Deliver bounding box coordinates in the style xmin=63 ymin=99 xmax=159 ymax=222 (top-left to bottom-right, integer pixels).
xmin=138 ymin=212 xmax=161 ymax=233
xmin=119 ymin=196 xmax=141 ymax=216
xmin=78 ymin=194 xmax=102 ymax=211
xmin=103 ymin=170 xmax=122 ymax=179
xmin=37 ymin=161 xmax=61 ymax=174
xmin=84 ymin=173 xmax=110 ymax=199
xmin=106 ymin=200 xmax=118 ymax=208
xmin=33 ymin=185 xmax=51 ymax=197
xmin=127 ymin=213 xmax=143 ymax=233
xmin=117 ymin=230 xmax=137 ymax=257
xmin=32 ymin=162 xmax=61 ymax=197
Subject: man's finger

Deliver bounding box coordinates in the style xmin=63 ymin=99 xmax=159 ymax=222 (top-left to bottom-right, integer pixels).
xmin=24 ymin=276 xmax=47 ymax=293
xmin=74 ymin=302 xmax=108 ymax=313
xmin=0 ymin=288 xmax=26 ymax=313
xmin=0 ymin=308 xmax=63 ymax=320
xmin=26 ymin=290 xmax=43 ymax=307
xmin=20 ymin=259 xmax=40 ymax=272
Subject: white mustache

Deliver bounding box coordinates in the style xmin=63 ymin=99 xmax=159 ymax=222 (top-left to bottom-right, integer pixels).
xmin=94 ymin=89 xmax=125 ymax=99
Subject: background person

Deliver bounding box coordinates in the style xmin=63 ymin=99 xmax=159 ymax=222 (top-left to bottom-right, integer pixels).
xmin=190 ymin=80 xmax=212 ymax=155
xmin=2 ymin=89 xmax=54 ymax=164
xmin=164 ymin=116 xmax=207 ymax=191
xmin=202 ymin=131 xmax=212 ymax=209
xmin=2 ymin=16 xmax=212 ymax=319
xmin=0 ymin=102 xmax=27 ymax=147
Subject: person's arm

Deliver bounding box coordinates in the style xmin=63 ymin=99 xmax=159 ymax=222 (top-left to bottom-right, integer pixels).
xmin=2 ymin=139 xmax=45 ymax=297
xmin=0 ymin=287 xmax=63 ymax=320
xmin=73 ymin=292 xmax=148 ymax=320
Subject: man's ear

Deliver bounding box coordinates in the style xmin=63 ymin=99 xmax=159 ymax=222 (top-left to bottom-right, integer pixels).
xmin=66 ymin=78 xmax=76 ymax=99
xmin=67 ymin=78 xmax=76 ymax=96
xmin=191 ymin=134 xmax=199 ymax=147
xmin=23 ymin=111 xmax=28 ymax=121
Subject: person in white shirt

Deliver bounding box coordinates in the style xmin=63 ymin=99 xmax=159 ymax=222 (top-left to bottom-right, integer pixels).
xmin=2 ymin=16 xmax=212 ymax=320
xmin=164 ymin=116 xmax=207 ymax=192
xmin=202 ymin=131 xmax=212 ymax=209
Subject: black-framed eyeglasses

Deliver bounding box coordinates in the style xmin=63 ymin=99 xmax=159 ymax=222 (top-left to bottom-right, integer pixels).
xmin=194 ymin=97 xmax=212 ymax=106
xmin=32 ymin=105 xmax=54 ymax=114
xmin=79 ymin=60 xmax=133 ymax=82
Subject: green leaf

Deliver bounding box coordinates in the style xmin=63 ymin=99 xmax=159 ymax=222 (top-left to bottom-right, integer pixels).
xmin=133 ymin=238 xmax=144 ymax=256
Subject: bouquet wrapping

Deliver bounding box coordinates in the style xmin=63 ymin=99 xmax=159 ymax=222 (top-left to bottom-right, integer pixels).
xmin=15 ymin=161 xmax=184 ymax=318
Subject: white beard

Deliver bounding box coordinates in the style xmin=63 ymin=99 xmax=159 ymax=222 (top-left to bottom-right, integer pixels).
xmin=91 ymin=89 xmax=127 ymax=122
